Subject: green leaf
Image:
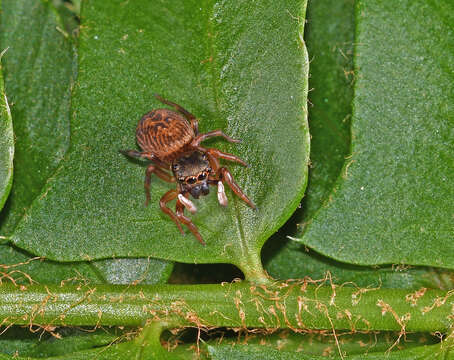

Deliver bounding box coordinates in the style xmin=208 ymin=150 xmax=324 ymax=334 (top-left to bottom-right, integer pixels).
xmin=298 ymin=0 xmax=353 ymax=228
xmin=92 ymin=257 xmax=173 ymax=285
xmin=0 ymin=245 xmax=172 ymax=357
xmin=0 ymin=0 xmax=73 ymax=234
xmin=263 ymin=0 xmax=453 ymax=292
xmin=0 ymin=0 xmax=173 ymax=284
xmin=296 ymin=0 xmax=454 ymax=268
xmin=51 ymin=0 xmax=79 ymax=35
xmin=264 ymin=240 xmax=454 ymax=290
xmin=0 ymin=323 xmax=173 ymax=360
xmin=0 ymin=244 xmax=102 ymax=284
xmin=26 ymin=332 xmax=118 ymax=358
xmin=259 ymin=0 xmax=355 ymax=285
xmin=208 ymin=344 xmax=313 ymax=360
xmin=205 ymin=331 xmax=437 ymax=359
xmin=0 ymin=342 xmax=142 ymax=360
xmin=207 ymin=343 xmax=449 ymax=360
xmin=348 ymin=341 xmax=454 ymax=360
xmin=0 ymin=328 xmax=37 ymax=358
xmin=11 ymin=0 xmax=310 ymax=281
xmin=0 ymin=245 xmax=172 ymax=288
xmin=0 ymin=56 xmax=13 ymax=212
xmin=0 ymin=329 xmax=117 ymax=358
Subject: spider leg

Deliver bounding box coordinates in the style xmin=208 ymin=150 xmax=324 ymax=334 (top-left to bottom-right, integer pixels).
xmin=121 ymin=150 xmax=173 ymax=205
xmin=196 ymin=146 xmax=248 ymax=167
xmin=218 ymin=167 xmax=256 ymax=209
xmin=193 ymin=130 xmax=241 ymax=146
xmin=144 ymin=164 xmax=176 ymax=206
xmin=203 ymin=148 xmax=255 ymax=208
xmin=120 ymin=150 xmax=168 ymax=168
xmin=159 ymin=189 xmax=184 ymax=235
xmin=154 ymin=94 xmax=199 ymax=134
xmin=176 ymin=195 xmax=206 ymax=245
xmin=120 ymin=149 xmax=155 ymax=161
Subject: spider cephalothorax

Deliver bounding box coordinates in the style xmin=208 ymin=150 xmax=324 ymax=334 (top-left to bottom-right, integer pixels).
xmin=172 ymin=151 xmax=211 ymax=199
xmin=120 ymin=94 xmax=255 ymax=245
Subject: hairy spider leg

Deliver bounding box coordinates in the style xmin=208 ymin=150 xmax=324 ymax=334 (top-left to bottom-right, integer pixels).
xmin=144 ymin=164 xmax=175 ymax=206
xmin=160 ymin=189 xmax=184 ymax=235
xmin=193 ymin=130 xmax=241 ymax=146
xmin=119 ymin=150 xmax=168 ymax=168
xmin=203 ymin=149 xmax=256 ymax=209
xmin=154 ymin=94 xmax=199 ymax=134
xmin=120 ymin=149 xmax=175 ymax=205
xmin=218 ymin=167 xmax=256 ymax=209
xmin=176 ymin=195 xmax=206 ymax=245
xmin=195 ymin=146 xmax=249 ymax=167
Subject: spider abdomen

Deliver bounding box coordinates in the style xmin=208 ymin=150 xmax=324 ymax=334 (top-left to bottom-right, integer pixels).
xmin=136 ymin=108 xmax=194 ymax=162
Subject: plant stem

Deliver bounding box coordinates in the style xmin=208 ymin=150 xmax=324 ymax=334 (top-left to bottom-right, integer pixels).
xmin=0 ymin=281 xmax=451 ymax=332
xmin=236 ymin=253 xmax=272 ymax=285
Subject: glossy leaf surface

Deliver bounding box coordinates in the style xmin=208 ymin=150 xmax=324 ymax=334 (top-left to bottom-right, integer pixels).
xmin=298 ymin=0 xmax=353 ymax=228
xmin=92 ymin=257 xmax=172 ymax=285
xmin=207 ymin=342 xmax=452 ymax=360
xmin=0 ymin=244 xmax=101 ymax=284
xmin=262 ymin=0 xmax=354 ymax=280
xmin=264 ymin=241 xmax=453 ymax=290
xmin=0 ymin=329 xmax=116 ymax=358
xmin=205 ymin=331 xmax=437 ymax=360
xmin=0 ymin=63 xmax=13 ymax=211
xmin=11 ymin=0 xmax=309 ymax=279
xmin=0 ymin=0 xmax=73 ymax=233
xmin=262 ymin=0 xmax=449 ymax=290
xmin=297 ymin=0 xmax=454 ymax=268
xmin=0 ymin=0 xmax=173 ymax=283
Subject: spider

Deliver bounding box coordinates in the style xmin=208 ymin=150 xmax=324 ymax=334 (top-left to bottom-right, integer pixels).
xmin=120 ymin=94 xmax=256 ymax=245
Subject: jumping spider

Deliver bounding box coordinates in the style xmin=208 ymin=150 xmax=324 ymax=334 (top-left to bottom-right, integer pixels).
xmin=120 ymin=95 xmax=256 ymax=245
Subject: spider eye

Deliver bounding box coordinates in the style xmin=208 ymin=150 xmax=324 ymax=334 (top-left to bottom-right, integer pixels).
xmin=198 ymin=173 xmax=207 ymax=181
xmin=186 ymin=177 xmax=197 ymax=184
xmin=172 ymin=164 xmax=180 ymax=171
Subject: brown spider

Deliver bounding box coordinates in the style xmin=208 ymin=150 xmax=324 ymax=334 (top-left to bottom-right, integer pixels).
xmin=120 ymin=94 xmax=256 ymax=245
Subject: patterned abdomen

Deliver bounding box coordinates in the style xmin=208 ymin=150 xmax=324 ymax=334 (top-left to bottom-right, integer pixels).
xmin=136 ymin=109 xmax=195 ymax=161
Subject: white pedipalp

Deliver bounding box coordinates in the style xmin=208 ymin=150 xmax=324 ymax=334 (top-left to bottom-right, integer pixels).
xmin=178 ymin=194 xmax=197 ymax=214
xmin=217 ymin=181 xmax=228 ymax=207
